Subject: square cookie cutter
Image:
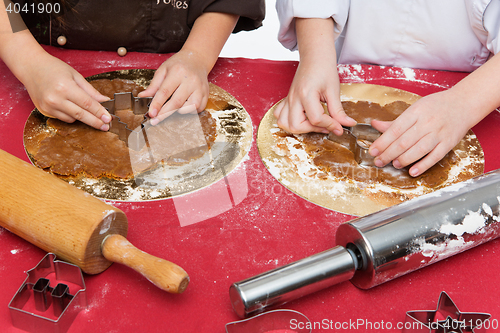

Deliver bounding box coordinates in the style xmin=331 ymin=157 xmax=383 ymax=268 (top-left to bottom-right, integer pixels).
xmin=9 ymin=253 xmax=87 ymax=333
xmin=327 ymin=123 xmax=381 ymax=166
xmin=101 ymin=92 xmax=153 ymax=151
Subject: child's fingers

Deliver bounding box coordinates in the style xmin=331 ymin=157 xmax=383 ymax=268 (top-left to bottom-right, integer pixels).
xmin=139 ymin=66 xmax=167 ymax=99
xmin=177 ymin=104 xmax=197 ymax=115
xmin=274 ymin=98 xmax=327 ymax=133
xmin=373 ymin=123 xmax=427 ymax=168
xmin=373 ymin=128 xmax=421 ymax=168
xmin=66 ymin=85 xmax=112 ymax=130
xmin=297 ymin=98 xmax=336 ymax=133
xmin=309 ymin=113 xmax=341 ymax=134
xmin=406 ymin=142 xmax=449 ymax=177
xmin=159 ymin=83 xmax=191 ymax=113
xmin=75 ymin=75 xmax=111 ymax=103
xmin=176 ymin=94 xmax=204 ymax=115
xmin=300 ymin=98 xmax=330 ymax=128
xmin=149 ymin=81 xmax=207 ymax=125
xmin=369 ymin=116 xmax=416 ymax=161
xmin=275 ymin=100 xmax=292 ymax=130
xmin=58 ymin=99 xmax=110 ymax=131
xmin=273 ymin=100 xmax=285 ymax=119
xmin=389 ymin=133 xmax=437 ymax=169
xmin=286 ymin=101 xmax=330 ymax=134
xmin=370 ymin=119 xmax=392 ymax=133
xmin=325 ymin=97 xmax=357 ymax=129
xmin=149 ymin=81 xmax=181 ymax=118
xmin=145 ymin=70 xmax=176 ymax=118
xmin=150 ymin=110 xmax=176 ymax=126
xmin=198 ymin=93 xmax=209 ymax=113
xmin=179 ymin=89 xmax=206 ymax=114
xmin=48 ymin=109 xmax=76 ymax=124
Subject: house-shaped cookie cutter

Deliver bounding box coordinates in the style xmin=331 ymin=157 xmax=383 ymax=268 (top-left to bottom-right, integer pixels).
xmin=101 ymin=92 xmax=153 ymax=151
xmin=8 ymin=253 xmax=87 ymax=333
xmin=327 ymin=123 xmax=381 ymax=166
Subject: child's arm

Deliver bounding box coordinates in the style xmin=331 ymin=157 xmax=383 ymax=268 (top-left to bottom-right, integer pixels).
xmin=369 ymin=53 xmax=500 ymax=177
xmin=273 ymin=17 xmax=356 ymax=135
xmin=0 ymin=2 xmax=111 ymax=130
xmin=140 ymin=12 xmax=238 ymax=124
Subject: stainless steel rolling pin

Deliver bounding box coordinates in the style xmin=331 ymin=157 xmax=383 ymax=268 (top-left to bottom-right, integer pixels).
xmin=230 ymin=169 xmax=500 ymax=318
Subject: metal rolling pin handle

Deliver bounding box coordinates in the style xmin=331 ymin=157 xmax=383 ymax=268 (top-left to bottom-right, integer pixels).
xmin=230 ymin=169 xmax=500 ymax=318
xmin=229 ymin=245 xmax=361 ymax=318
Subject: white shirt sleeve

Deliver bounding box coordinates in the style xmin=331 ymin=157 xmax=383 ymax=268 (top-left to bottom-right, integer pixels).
xmin=276 ymin=0 xmax=350 ymax=51
xmin=466 ymin=0 xmax=500 ymax=55
xmin=483 ymin=0 xmax=500 ymax=54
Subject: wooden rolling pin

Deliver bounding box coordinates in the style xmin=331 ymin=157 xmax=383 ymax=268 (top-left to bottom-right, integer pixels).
xmin=0 ymin=149 xmax=189 ymax=294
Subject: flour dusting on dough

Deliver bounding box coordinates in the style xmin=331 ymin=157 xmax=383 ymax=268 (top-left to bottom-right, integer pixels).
xmin=265 ymin=123 xmax=481 ymax=213
xmin=258 ymin=83 xmax=484 ymax=216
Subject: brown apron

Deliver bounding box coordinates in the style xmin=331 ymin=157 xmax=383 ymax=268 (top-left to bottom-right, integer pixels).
xmin=20 ymin=0 xmax=264 ymax=53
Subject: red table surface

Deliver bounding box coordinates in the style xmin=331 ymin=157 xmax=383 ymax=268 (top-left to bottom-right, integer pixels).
xmin=0 ymin=47 xmax=499 ymax=333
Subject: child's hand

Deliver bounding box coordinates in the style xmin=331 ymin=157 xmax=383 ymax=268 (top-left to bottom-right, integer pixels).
xmin=23 ymin=54 xmax=111 ymax=130
xmin=140 ymin=50 xmax=209 ymax=125
xmin=138 ymin=11 xmax=238 ymax=125
xmin=273 ymin=17 xmax=356 ymax=135
xmin=273 ymin=59 xmax=356 ymax=135
xmin=369 ymin=90 xmax=471 ymax=177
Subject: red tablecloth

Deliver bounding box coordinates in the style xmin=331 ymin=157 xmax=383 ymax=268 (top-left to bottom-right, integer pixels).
xmin=1 ymin=47 xmax=499 ymax=332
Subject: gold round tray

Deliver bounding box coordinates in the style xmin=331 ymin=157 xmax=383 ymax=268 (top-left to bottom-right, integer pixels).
xmin=257 ymin=83 xmax=484 ymax=216
xmin=23 ymin=69 xmax=253 ymax=201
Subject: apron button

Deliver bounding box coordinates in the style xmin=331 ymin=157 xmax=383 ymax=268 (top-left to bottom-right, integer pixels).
xmin=117 ymin=47 xmax=127 ymax=57
xmin=57 ymin=36 xmax=67 ymax=46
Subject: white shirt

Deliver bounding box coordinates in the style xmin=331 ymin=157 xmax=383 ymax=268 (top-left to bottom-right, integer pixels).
xmin=276 ymin=0 xmax=500 ymax=72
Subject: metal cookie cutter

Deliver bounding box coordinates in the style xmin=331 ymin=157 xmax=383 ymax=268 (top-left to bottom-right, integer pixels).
xmin=327 ymin=123 xmax=381 ymax=166
xmin=404 ymin=291 xmax=491 ymax=333
xmin=101 ymin=92 xmax=153 ymax=151
xmin=9 ymin=253 xmax=87 ymax=333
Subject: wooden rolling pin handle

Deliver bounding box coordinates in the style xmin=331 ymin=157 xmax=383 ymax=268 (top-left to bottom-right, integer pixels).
xmin=101 ymin=234 xmax=189 ymax=294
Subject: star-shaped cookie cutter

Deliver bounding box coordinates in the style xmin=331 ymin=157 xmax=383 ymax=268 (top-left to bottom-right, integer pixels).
xmin=327 ymin=123 xmax=381 ymax=166
xmin=8 ymin=253 xmax=87 ymax=333
xmin=101 ymin=92 xmax=153 ymax=151
xmin=404 ymin=291 xmax=491 ymax=333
